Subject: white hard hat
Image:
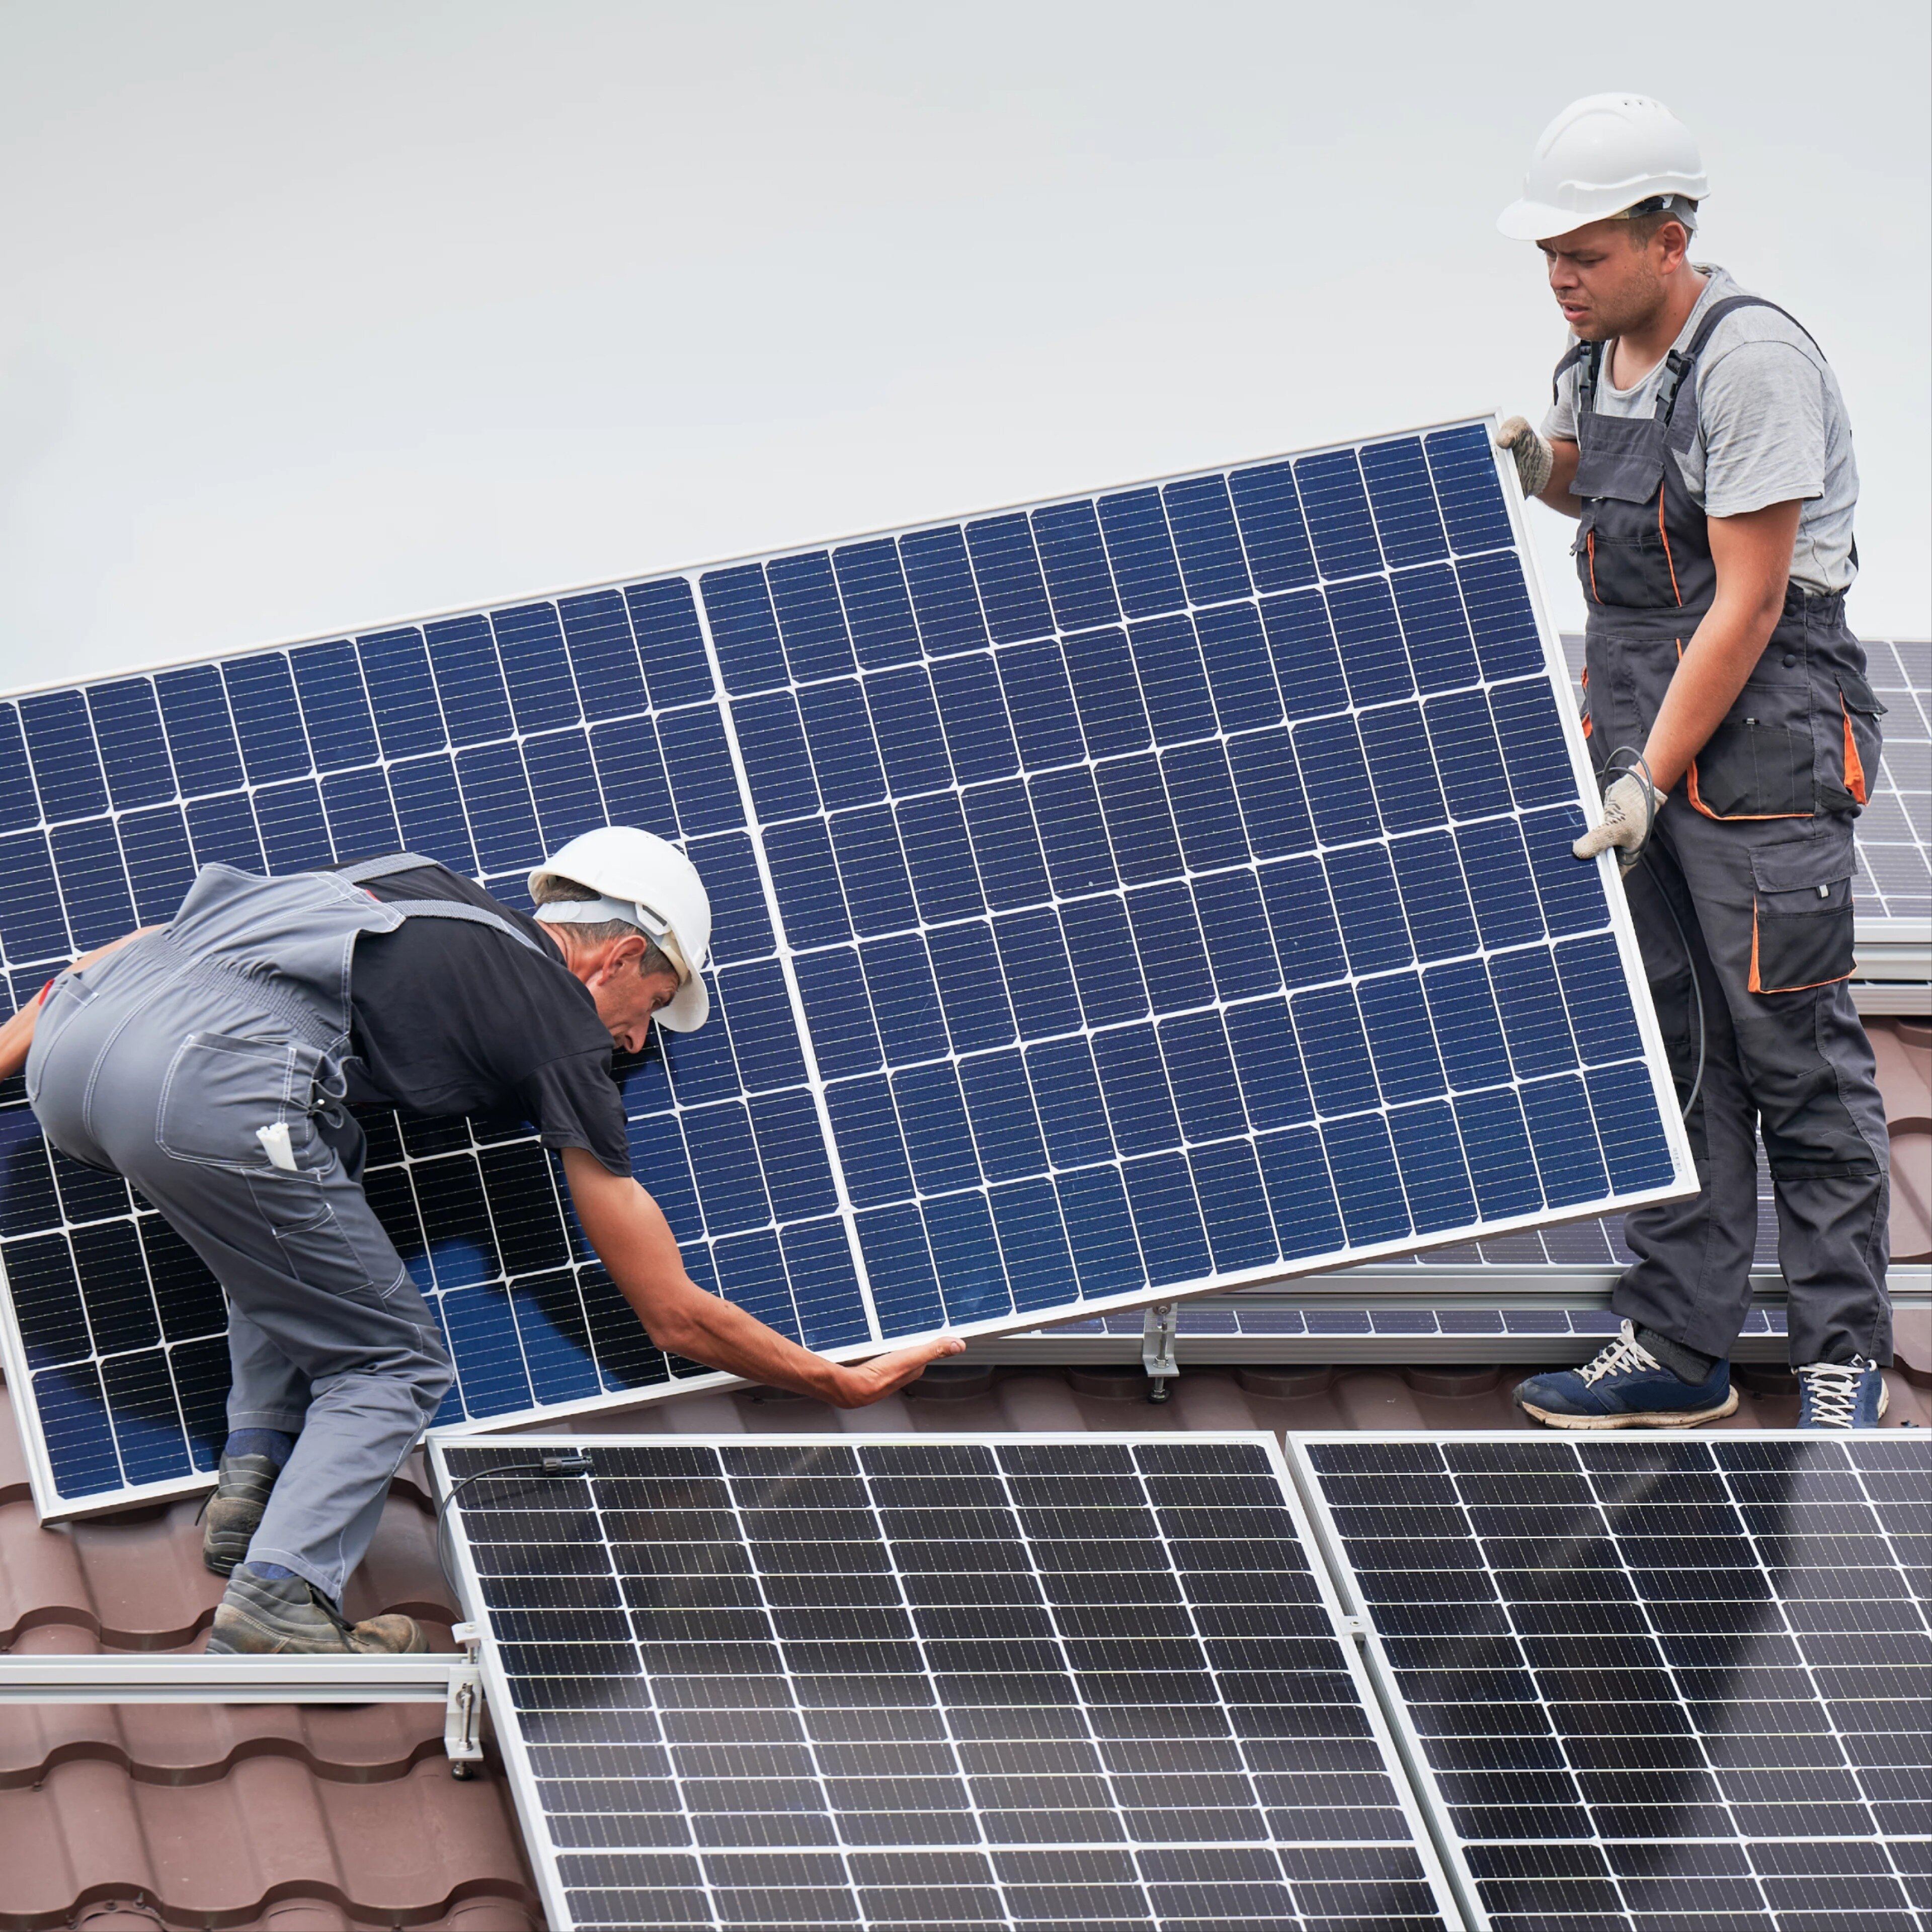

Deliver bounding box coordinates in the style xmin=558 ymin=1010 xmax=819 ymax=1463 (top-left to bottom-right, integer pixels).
xmin=529 ymin=826 xmax=713 ymax=1032
xmin=1498 ymin=94 xmax=1707 ymax=242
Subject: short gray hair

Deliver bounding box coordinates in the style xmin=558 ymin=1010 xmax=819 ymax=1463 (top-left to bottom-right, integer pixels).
xmin=531 ymin=876 xmax=679 ymax=980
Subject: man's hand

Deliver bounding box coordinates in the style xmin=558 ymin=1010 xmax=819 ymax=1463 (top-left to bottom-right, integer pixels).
xmin=818 ymin=1338 xmax=969 ymax=1408
xmin=1574 ymin=771 xmax=1668 ymax=873
xmin=1496 ymin=416 xmax=1555 ymax=500
xmin=561 ymin=1147 xmax=964 ymax=1403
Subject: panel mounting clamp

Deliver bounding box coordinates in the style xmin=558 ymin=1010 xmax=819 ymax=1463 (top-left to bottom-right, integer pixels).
xmin=1142 ymin=1302 xmax=1179 ymax=1402
xmin=445 ymin=1621 xmax=486 ymax=1777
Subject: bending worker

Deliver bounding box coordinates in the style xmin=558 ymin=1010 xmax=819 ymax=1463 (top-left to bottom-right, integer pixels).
xmin=0 ymin=830 xmax=960 ymax=1653
xmin=1494 ymin=95 xmax=1892 ymax=1431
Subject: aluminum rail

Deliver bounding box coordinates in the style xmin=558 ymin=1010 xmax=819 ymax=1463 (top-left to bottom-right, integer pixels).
xmin=960 ymin=1264 xmax=1930 ymax=1367
xmin=0 ymin=1628 xmax=489 ymax=1774
xmin=1853 ymin=920 xmax=1931 ymax=1014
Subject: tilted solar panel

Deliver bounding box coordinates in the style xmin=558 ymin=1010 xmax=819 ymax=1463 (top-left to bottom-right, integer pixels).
xmin=433 ymin=1431 xmax=1463 ymax=1932
xmin=0 ymin=416 xmax=1695 ymax=1519
xmin=1291 ymin=1430 xmax=1932 ymax=1932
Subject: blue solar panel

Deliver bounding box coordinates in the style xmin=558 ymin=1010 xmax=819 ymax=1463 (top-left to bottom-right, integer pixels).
xmin=0 ymin=417 xmax=1692 ymax=1517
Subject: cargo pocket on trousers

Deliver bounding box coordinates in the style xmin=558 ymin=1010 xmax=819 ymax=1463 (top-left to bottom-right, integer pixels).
xmin=1817 ymin=671 xmax=1887 ymax=812
xmin=1688 ymin=714 xmax=1815 ymax=819
xmin=1748 ymin=844 xmax=1855 ymax=994
xmin=158 ymin=1033 xmax=323 ymax=1175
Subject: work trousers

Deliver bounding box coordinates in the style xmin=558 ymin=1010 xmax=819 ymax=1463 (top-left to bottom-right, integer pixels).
xmin=1585 ymin=599 xmax=1893 ymax=1366
xmin=28 ymin=935 xmax=452 ymax=1602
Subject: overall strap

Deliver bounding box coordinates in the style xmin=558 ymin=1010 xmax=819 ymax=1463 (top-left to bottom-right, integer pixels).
xmin=336 ymin=851 xmax=448 ymax=885
xmin=332 ymin=853 xmax=553 ymax=959
xmin=381 ymin=898 xmax=553 ymax=958
xmin=1551 ymin=338 xmax=1594 ymax=406
xmin=1656 ymin=294 xmax=1824 ymax=428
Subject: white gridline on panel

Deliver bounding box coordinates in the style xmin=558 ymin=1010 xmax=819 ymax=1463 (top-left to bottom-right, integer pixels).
xmin=433 ymin=1431 xmax=1466 ymax=1932
xmin=1287 ymin=1430 xmax=1931 ymax=1932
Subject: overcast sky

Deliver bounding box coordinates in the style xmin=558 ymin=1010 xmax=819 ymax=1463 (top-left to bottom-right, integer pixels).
xmin=2 ymin=1 xmax=1925 ymax=693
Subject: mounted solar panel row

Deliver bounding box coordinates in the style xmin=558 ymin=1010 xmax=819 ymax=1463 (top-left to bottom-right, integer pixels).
xmin=0 ymin=416 xmax=1693 ymax=1519
xmin=435 ymin=1432 xmax=1463 ymax=1932
xmin=1293 ymin=1430 xmax=1932 ymax=1932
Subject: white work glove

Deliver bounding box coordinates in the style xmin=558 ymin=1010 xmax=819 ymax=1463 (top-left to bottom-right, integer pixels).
xmin=1495 ymin=416 xmax=1554 ymax=500
xmin=1574 ymin=771 xmax=1668 ymax=874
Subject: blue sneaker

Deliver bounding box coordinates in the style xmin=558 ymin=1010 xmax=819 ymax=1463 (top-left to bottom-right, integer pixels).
xmin=1797 ymin=1358 xmax=1889 ymax=1428
xmin=1515 ymin=1321 xmax=1739 ymax=1429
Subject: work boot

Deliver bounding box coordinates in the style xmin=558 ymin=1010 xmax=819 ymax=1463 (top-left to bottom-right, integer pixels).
xmin=201 ymin=1452 xmax=282 ymax=1577
xmin=205 ymin=1562 xmax=428 ymax=1655
xmin=1797 ymin=1358 xmax=1889 ymax=1429
xmin=1515 ymin=1322 xmax=1739 ymax=1429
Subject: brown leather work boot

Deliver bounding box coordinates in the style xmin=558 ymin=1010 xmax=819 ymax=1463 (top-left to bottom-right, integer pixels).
xmin=201 ymin=1452 xmax=281 ymax=1577
xmin=205 ymin=1563 xmax=429 ymax=1655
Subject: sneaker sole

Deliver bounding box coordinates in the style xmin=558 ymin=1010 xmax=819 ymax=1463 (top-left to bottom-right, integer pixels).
xmin=1520 ymin=1387 xmax=1741 ymax=1430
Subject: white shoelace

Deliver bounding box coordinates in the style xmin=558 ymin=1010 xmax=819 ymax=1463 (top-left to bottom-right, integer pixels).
xmin=1578 ymin=1323 xmax=1662 ymax=1388
xmin=1799 ymin=1361 xmax=1865 ymax=1429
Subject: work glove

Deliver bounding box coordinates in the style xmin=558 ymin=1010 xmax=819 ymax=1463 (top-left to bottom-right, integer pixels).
xmin=1573 ymin=771 xmax=1668 ymax=874
xmin=1495 ymin=416 xmax=1554 ymax=500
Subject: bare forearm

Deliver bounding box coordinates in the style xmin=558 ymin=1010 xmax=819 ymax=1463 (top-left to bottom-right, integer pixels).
xmin=560 ymin=1147 xmax=961 ymax=1405
xmin=1540 ymin=439 xmax=1582 ymax=518
xmin=1640 ymin=502 xmax=1800 ymax=793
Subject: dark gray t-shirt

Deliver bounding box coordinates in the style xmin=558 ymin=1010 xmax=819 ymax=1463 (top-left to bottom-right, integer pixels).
xmin=1542 ymin=264 xmax=1859 ymax=594
xmin=341 ymin=859 xmax=630 ymax=1175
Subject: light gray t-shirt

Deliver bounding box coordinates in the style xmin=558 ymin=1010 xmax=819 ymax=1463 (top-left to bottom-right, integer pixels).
xmin=1542 ymin=264 xmax=1859 ymax=594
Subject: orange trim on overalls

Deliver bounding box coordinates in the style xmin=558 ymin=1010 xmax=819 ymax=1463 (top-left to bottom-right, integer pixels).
xmin=1586 ymin=529 xmax=1598 ymax=602
xmin=1676 ymin=638 xmax=1814 ymax=822
xmin=1841 ymin=697 xmax=1868 ymax=805
xmin=1657 ymin=488 xmax=1683 ymax=605
xmin=1748 ymin=902 xmax=1856 ymax=995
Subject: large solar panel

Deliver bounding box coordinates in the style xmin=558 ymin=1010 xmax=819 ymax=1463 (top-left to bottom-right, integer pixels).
xmin=0 ymin=415 xmax=1696 ymax=1519
xmin=1291 ymin=1430 xmax=1932 ymax=1932
xmin=433 ymin=1431 xmax=1464 ymax=1932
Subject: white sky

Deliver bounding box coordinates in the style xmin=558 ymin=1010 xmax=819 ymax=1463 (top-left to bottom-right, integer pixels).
xmin=2 ymin=0 xmax=1926 ymax=692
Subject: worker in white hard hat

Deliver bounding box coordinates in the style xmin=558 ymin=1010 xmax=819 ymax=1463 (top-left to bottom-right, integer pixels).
xmin=1492 ymin=96 xmax=1892 ymax=1432
xmin=0 ymin=835 xmax=961 ymax=1655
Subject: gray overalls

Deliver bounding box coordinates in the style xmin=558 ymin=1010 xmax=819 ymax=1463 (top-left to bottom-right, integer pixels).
xmin=1561 ymin=296 xmax=1892 ymax=1366
xmin=26 ymin=856 xmax=556 ymax=1601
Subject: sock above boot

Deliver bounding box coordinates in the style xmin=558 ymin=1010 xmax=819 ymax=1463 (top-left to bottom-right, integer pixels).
xmin=1634 ymin=1326 xmax=1719 ymax=1386
xmin=223 ymin=1429 xmax=294 ymax=1467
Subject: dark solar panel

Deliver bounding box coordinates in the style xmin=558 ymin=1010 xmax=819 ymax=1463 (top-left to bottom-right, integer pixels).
xmin=436 ymin=1432 xmax=1460 ymax=1932
xmin=1 ymin=418 xmax=1694 ymax=1519
xmin=1293 ymin=1430 xmax=1932 ymax=1932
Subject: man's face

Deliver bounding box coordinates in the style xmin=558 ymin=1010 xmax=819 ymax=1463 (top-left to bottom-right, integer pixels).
xmin=586 ymin=952 xmax=683 ymax=1054
xmin=1538 ymin=217 xmax=1676 ymax=341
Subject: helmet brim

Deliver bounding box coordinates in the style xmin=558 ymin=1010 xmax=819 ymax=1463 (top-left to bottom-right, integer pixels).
xmin=653 ymin=970 xmax=710 ymax=1034
xmin=1496 ymin=197 xmax=1605 ymax=242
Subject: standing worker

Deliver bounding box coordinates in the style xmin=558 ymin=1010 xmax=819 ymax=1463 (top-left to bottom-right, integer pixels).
xmin=1493 ymin=96 xmax=1892 ymax=1431
xmin=0 ymin=831 xmax=961 ymax=1653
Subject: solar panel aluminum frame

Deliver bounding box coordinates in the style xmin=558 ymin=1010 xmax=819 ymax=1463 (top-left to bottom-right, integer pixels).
xmin=1284 ymin=1428 xmax=1932 ymax=1932
xmin=0 ymin=414 xmax=1697 ymax=1523
xmin=429 ymin=1428 xmax=1478 ymax=1932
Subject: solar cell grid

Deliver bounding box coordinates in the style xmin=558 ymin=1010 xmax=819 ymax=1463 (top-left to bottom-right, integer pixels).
xmin=436 ymin=1432 xmax=1460 ymax=1932
xmin=1 ymin=418 xmax=1695 ymax=1520
xmin=1292 ymin=1430 xmax=1932 ymax=1932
